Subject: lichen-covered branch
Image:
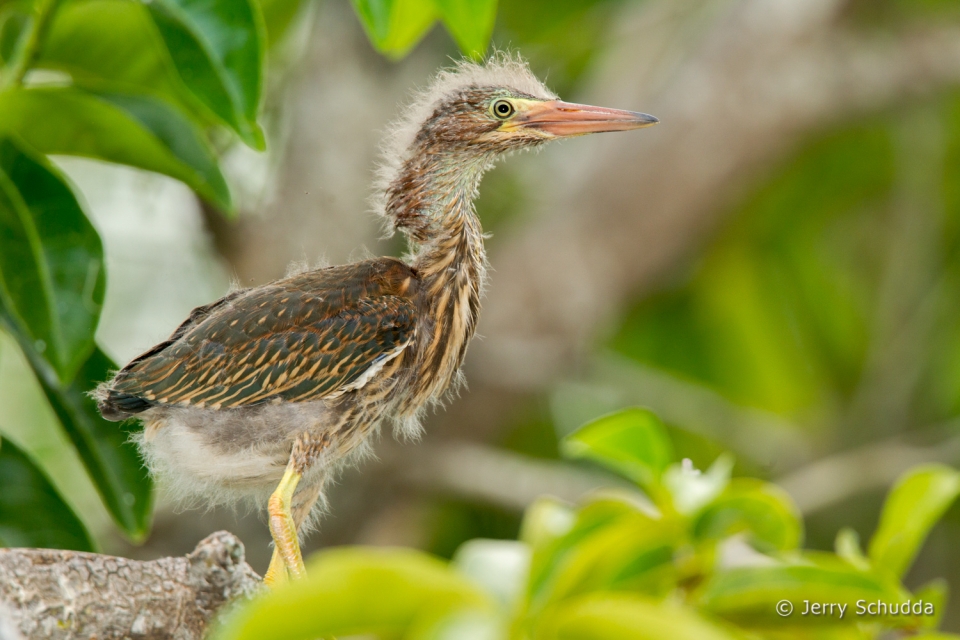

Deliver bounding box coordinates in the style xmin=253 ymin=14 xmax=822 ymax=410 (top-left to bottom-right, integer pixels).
xmin=0 ymin=531 xmax=261 ymax=640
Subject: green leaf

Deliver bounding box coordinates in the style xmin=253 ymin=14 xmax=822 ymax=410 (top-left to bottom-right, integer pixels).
xmin=40 ymin=0 xmax=193 ymax=110
xmin=255 ymin=0 xmax=305 ymax=47
xmin=0 ymin=87 xmax=231 ymax=210
xmin=0 ymin=2 xmax=29 ymax=63
xmin=698 ymin=559 xmax=905 ymax=627
xmin=213 ymin=547 xmax=493 ymax=639
xmin=41 ymin=347 xmax=153 ymax=540
xmin=350 ymin=0 xmax=437 ymax=59
xmin=834 ymin=527 xmax=869 ymax=570
xmin=0 ymin=437 xmax=94 ymax=551
xmin=537 ymin=593 xmax=740 ymax=640
xmin=99 ymin=92 xmax=232 ymax=209
xmin=868 ymin=464 xmax=960 ymax=579
xmin=0 ymin=137 xmax=103 ymax=384
xmin=912 ymin=578 xmax=947 ymax=631
xmin=527 ymin=498 xmax=677 ymax=615
xmin=0 ymin=331 xmax=154 ymax=540
xmin=434 ymin=0 xmax=496 ymax=58
xmin=146 ymin=0 xmax=265 ymax=148
xmin=409 ymin=609 xmax=504 ymax=640
xmin=561 ymin=408 xmax=674 ymax=491
xmin=526 ymin=494 xmax=642 ymax=608
xmin=693 ymin=478 xmax=803 ymax=552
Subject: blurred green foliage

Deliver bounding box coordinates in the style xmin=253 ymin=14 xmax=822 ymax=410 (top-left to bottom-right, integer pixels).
xmin=845 ymin=0 xmax=960 ymax=27
xmin=214 ymin=408 xmax=960 ymax=639
xmin=610 ymin=96 xmax=960 ymax=428
xmin=610 ymin=122 xmax=896 ymax=415
xmin=496 ymin=0 xmax=621 ymax=95
xmin=351 ymin=0 xmax=497 ymax=59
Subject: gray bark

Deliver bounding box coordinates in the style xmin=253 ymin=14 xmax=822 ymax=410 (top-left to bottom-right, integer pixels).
xmin=0 ymin=532 xmax=261 ymax=640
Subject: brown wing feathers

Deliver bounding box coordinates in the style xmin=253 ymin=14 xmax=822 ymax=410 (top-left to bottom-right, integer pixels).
xmin=98 ymin=259 xmax=419 ymax=420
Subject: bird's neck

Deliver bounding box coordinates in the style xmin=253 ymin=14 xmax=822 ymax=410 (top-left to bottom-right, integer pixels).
xmin=385 ymin=149 xmax=491 ymax=405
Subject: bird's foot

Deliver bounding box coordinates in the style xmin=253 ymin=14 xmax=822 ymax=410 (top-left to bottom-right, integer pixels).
xmin=263 ymin=548 xmax=290 ymax=587
xmin=265 ymin=465 xmax=307 ymax=587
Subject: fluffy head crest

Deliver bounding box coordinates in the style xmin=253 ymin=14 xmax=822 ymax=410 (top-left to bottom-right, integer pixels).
xmin=373 ymin=53 xmax=556 ymax=223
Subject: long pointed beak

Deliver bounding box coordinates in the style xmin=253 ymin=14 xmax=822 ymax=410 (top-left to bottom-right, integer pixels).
xmin=515 ymin=100 xmax=659 ymax=137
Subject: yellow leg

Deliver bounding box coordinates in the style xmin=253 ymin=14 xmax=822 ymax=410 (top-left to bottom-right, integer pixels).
xmin=263 ymin=547 xmax=288 ymax=587
xmin=266 ymin=463 xmax=307 ymax=584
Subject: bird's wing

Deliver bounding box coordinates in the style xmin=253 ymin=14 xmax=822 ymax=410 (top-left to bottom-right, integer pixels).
xmin=103 ymin=259 xmax=418 ymax=414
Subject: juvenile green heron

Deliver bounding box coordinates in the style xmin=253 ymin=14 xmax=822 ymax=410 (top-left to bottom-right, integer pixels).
xmin=97 ymin=56 xmax=657 ymax=586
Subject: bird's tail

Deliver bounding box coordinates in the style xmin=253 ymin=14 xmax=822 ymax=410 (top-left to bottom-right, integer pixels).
xmin=94 ymin=383 xmax=154 ymax=422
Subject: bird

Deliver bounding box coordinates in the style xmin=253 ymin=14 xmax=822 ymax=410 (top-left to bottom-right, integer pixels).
xmin=96 ymin=55 xmax=658 ymax=586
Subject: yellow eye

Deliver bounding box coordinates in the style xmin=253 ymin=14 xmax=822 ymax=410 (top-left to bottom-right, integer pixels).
xmin=492 ymin=99 xmax=515 ymax=119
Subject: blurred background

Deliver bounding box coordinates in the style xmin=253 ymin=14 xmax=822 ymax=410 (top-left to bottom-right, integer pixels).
xmin=3 ymin=0 xmax=960 ymax=629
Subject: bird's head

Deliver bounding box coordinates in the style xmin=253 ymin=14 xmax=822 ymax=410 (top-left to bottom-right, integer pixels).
xmin=409 ymin=68 xmax=657 ymax=157
xmin=377 ymin=54 xmax=657 ymax=232
xmin=417 ymin=86 xmax=658 ymax=154
xmin=384 ymin=54 xmax=658 ymax=165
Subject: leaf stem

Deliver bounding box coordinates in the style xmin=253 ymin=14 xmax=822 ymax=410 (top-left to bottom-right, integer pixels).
xmin=0 ymin=0 xmax=58 ymax=91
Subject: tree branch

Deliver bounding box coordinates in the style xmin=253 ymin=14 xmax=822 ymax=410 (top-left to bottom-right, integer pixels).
xmin=393 ymin=441 xmax=646 ymax=511
xmin=776 ymin=427 xmax=960 ymax=515
xmin=0 ymin=531 xmax=261 ymax=640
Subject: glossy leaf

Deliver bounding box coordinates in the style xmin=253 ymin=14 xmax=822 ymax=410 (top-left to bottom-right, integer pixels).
xmin=0 ymin=87 xmax=231 ymax=209
xmin=41 ymin=347 xmax=153 ymax=540
xmin=0 ymin=328 xmax=154 ymax=540
xmin=693 ymin=478 xmax=803 ymax=552
xmin=146 ymin=0 xmax=265 ymax=148
xmin=350 ymin=0 xmax=437 ymax=59
xmin=868 ymin=464 xmax=960 ymax=579
xmin=40 ymin=0 xmax=192 ymax=110
xmin=434 ymin=0 xmax=496 ymax=58
xmin=561 ymin=407 xmax=674 ymax=491
xmin=698 ymin=560 xmax=904 ymax=626
xmin=213 ymin=547 xmax=493 ymax=640
xmin=0 ymin=437 xmax=94 ymax=551
xmin=537 ymin=593 xmax=740 ymax=640
xmin=0 ymin=137 xmax=103 ymax=384
xmin=100 ymin=92 xmax=232 ymax=208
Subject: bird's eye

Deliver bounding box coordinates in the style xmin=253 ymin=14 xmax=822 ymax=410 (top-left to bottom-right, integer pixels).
xmin=492 ymin=100 xmax=515 ymax=119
